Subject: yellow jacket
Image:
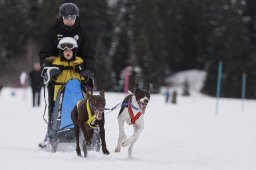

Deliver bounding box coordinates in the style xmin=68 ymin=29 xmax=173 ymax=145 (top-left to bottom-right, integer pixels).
xmin=51 ymin=56 xmax=85 ymax=101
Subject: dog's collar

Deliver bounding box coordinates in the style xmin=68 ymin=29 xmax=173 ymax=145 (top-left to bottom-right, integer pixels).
xmin=122 ymin=95 xmax=139 ymax=110
xmin=122 ymin=103 xmax=139 ymax=110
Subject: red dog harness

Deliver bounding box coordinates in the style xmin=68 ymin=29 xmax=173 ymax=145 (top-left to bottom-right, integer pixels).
xmin=128 ymin=96 xmax=142 ymax=124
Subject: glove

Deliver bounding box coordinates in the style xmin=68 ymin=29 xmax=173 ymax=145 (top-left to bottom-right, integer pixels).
xmin=41 ymin=66 xmax=61 ymax=85
xmin=74 ymin=64 xmax=85 ymax=73
xmin=80 ymin=70 xmax=94 ymax=80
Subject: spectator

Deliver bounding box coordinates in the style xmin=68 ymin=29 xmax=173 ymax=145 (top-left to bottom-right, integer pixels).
xmin=171 ymin=90 xmax=177 ymax=104
xmin=29 ymin=62 xmax=43 ymax=107
xmin=164 ymin=85 xmax=171 ymax=103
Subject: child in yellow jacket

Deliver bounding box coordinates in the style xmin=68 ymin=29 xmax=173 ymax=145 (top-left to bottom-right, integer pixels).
xmin=46 ymin=37 xmax=91 ymax=101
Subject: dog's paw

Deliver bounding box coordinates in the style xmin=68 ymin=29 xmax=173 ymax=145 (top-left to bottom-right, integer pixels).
xmin=76 ymin=148 xmax=82 ymax=157
xmin=114 ymin=147 xmax=121 ymax=152
xmin=102 ymin=148 xmax=110 ymax=155
xmin=122 ymin=140 xmax=130 ymax=147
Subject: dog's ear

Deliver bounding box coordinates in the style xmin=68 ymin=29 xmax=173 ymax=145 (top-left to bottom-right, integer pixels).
xmin=99 ymin=89 xmax=105 ymax=97
xmin=86 ymin=91 xmax=92 ymax=99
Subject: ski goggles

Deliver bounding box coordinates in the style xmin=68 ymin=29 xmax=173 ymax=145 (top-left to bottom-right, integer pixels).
xmin=63 ymin=15 xmax=76 ymax=20
xmin=58 ymin=43 xmax=76 ymax=50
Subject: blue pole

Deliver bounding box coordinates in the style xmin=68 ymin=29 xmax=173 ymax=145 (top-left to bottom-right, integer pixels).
xmin=215 ymin=61 xmax=222 ymax=115
xmin=241 ymin=73 xmax=246 ymax=112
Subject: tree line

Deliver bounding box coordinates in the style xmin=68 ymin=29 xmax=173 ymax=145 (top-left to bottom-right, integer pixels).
xmin=0 ymin=0 xmax=256 ymax=98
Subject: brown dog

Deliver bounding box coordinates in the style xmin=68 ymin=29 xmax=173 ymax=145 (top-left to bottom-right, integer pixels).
xmin=71 ymin=90 xmax=109 ymax=157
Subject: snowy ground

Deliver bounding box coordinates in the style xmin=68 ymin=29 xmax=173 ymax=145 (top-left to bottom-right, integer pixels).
xmin=0 ymin=87 xmax=256 ymax=170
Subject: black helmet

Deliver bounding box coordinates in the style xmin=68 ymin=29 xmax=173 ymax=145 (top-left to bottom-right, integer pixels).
xmin=59 ymin=3 xmax=79 ymax=17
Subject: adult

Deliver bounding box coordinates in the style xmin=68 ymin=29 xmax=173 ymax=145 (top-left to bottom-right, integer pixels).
xmin=39 ymin=3 xmax=95 ymax=73
xmin=29 ymin=63 xmax=43 ymax=107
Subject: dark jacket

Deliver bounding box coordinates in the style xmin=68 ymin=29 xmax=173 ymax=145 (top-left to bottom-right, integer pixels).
xmin=39 ymin=18 xmax=96 ymax=73
xmin=29 ymin=70 xmax=43 ymax=90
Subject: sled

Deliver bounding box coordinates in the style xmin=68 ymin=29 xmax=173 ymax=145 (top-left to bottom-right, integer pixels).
xmin=46 ymin=79 xmax=100 ymax=152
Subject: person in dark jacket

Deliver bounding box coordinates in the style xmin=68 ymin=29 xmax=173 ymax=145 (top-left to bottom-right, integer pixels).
xmin=39 ymin=3 xmax=95 ymax=73
xmin=29 ymin=62 xmax=43 ymax=107
xmin=38 ymin=3 xmax=95 ymax=148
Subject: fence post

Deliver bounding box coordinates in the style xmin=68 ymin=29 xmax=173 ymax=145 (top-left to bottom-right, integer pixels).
xmin=215 ymin=61 xmax=222 ymax=115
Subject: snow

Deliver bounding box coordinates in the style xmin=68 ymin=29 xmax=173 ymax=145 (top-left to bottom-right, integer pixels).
xmin=1 ymin=82 xmax=256 ymax=170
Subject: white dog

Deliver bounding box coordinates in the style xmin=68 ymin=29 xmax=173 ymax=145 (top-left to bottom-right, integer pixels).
xmin=115 ymin=85 xmax=150 ymax=158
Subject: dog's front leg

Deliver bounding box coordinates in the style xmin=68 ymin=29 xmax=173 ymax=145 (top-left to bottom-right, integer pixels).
xmin=98 ymin=114 xmax=110 ymax=155
xmin=78 ymin=121 xmax=91 ymax=144
xmin=127 ymin=123 xmax=144 ymax=158
xmin=71 ymin=107 xmax=82 ymax=157
xmin=74 ymin=123 xmax=82 ymax=156
xmin=82 ymin=140 xmax=88 ymax=157
xmin=115 ymin=118 xmax=126 ymax=152
xmin=122 ymin=121 xmax=144 ymax=148
xmin=78 ymin=121 xmax=91 ymax=157
xmin=128 ymin=137 xmax=138 ymax=159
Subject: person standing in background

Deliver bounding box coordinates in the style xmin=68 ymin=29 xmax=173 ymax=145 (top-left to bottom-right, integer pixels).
xmin=29 ymin=62 xmax=43 ymax=107
xmin=164 ymin=84 xmax=171 ymax=103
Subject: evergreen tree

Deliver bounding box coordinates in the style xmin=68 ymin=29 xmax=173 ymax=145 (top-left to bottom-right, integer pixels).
xmin=243 ymin=0 xmax=256 ymax=98
xmin=202 ymin=0 xmax=252 ymax=98
xmin=246 ymin=0 xmax=256 ymax=45
xmin=133 ymin=0 xmax=168 ymax=91
xmin=0 ymin=0 xmax=28 ymax=61
xmin=0 ymin=0 xmax=29 ymax=84
xmin=158 ymin=0 xmax=212 ymax=72
xmin=109 ymin=0 xmax=136 ymax=91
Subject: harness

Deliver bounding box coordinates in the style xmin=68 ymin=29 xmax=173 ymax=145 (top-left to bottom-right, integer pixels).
xmin=127 ymin=95 xmax=143 ymax=125
xmin=76 ymin=99 xmax=97 ymax=128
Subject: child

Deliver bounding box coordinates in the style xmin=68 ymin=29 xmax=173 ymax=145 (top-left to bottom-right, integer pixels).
xmin=29 ymin=63 xmax=43 ymax=107
xmin=42 ymin=37 xmax=94 ymax=117
xmin=39 ymin=37 xmax=93 ymax=148
xmin=50 ymin=37 xmax=86 ymax=101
